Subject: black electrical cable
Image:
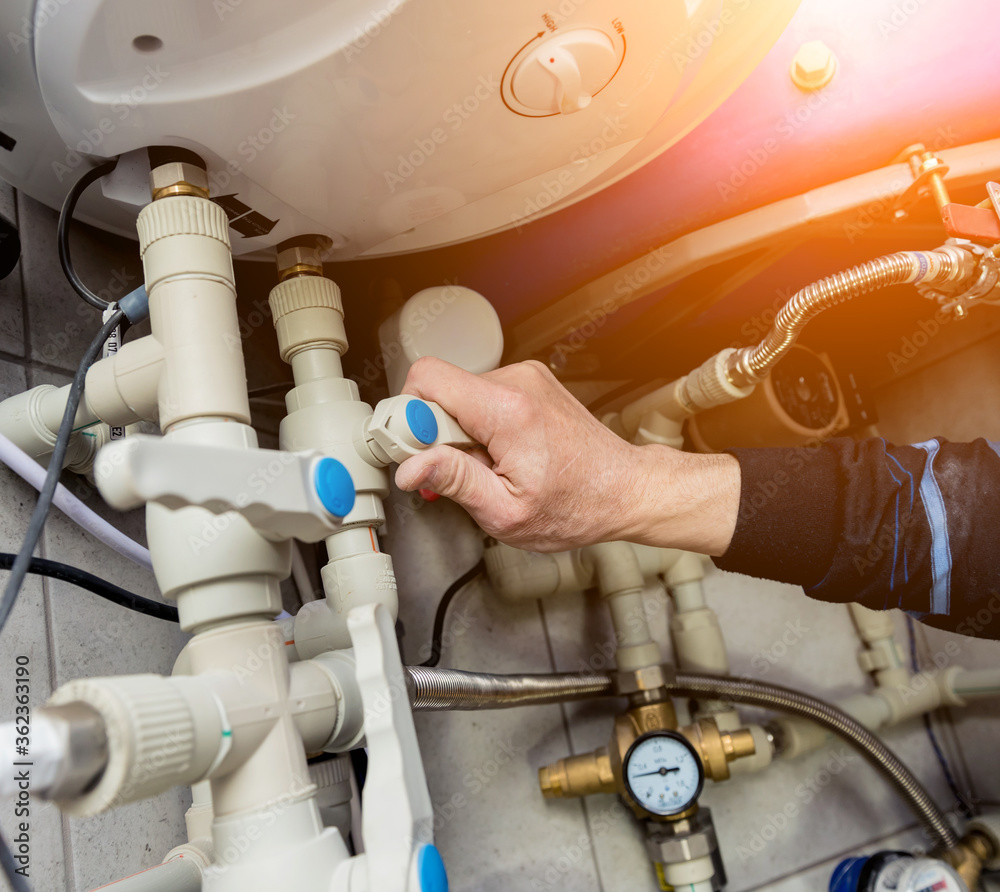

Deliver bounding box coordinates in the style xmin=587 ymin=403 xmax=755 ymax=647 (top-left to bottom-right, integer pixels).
xmin=0 ymin=828 xmax=30 ymax=892
xmin=0 ymin=552 xmax=177 ymax=623
xmin=419 ymin=558 xmax=486 ymax=668
xmin=349 ymin=747 xmax=368 ymax=794
xmin=57 ymin=159 xmax=119 ymax=311
xmin=0 ymin=309 xmax=124 ymax=639
xmin=248 ymin=381 xmax=295 ymax=399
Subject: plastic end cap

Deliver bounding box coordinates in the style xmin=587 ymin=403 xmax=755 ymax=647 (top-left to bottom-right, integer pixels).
xmin=314 ymin=457 xmax=356 ymax=518
xmin=418 ymin=844 xmax=448 ymax=892
xmin=406 ymin=399 xmax=438 ymax=445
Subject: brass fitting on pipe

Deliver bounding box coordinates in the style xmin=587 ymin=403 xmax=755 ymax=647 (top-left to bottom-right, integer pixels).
xmin=275 ymin=236 xmax=333 ymax=282
xmin=681 ymin=718 xmax=756 ymax=783
xmin=538 ymin=695 xmax=755 ymax=809
xmin=539 ymin=748 xmax=616 ymax=799
xmin=149 ymin=161 xmax=210 ymax=201
xmin=903 ymin=146 xmax=951 ymax=212
xmin=941 ymin=829 xmax=997 ymax=891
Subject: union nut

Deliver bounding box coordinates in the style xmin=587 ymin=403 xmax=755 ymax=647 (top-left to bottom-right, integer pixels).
xmin=611 ymin=664 xmax=676 ymax=699
xmin=681 ymin=718 xmax=756 ymax=782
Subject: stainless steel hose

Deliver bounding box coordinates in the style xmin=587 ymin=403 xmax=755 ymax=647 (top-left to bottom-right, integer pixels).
xmin=405 ymin=665 xmax=613 ymax=710
xmin=668 ymin=672 xmax=959 ymax=849
xmin=727 ymin=250 xmax=965 ymax=387
xmin=405 ymin=666 xmax=959 ymax=849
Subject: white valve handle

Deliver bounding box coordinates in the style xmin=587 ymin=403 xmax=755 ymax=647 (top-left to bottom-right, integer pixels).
xmin=337 ymin=603 xmax=444 ymax=892
xmin=361 ymin=396 xmax=476 ymax=466
xmin=94 ymin=435 xmax=355 ymax=542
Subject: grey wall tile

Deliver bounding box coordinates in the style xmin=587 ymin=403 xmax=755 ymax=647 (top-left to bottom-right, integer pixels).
xmin=384 ymin=489 xmax=602 ymax=892
xmin=0 ymin=183 xmax=25 ymax=359
xmin=0 ymin=359 xmax=68 ymax=892
xmin=16 ymin=192 xmax=141 ymax=373
xmin=40 ymin=462 xmax=188 ymax=891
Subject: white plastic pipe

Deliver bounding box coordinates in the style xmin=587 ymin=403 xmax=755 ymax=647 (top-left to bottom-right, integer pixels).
xmin=89 ymin=857 xmax=202 ymax=891
xmin=586 ymin=542 xmax=662 ymax=672
xmin=951 ymin=668 xmax=1000 ymax=698
xmin=848 ymin=603 xmax=909 ymax=689
xmin=0 ymin=431 xmax=153 ymax=570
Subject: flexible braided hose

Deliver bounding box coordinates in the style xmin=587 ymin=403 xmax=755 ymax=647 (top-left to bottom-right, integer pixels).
xmin=728 ymin=251 xmax=961 ymax=386
xmin=405 ymin=666 xmax=959 ymax=849
xmin=405 ymin=665 xmax=612 ymax=710
xmin=670 ymin=673 xmax=958 ymax=849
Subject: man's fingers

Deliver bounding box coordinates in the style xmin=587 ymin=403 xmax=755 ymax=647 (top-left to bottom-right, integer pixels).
xmin=395 ymin=444 xmax=504 ymax=517
xmin=401 ymin=357 xmax=503 ymax=446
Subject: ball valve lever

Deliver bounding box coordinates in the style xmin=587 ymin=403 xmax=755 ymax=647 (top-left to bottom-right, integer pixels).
xmin=94 ymin=435 xmax=356 ymax=540
xmin=360 ymin=395 xmax=476 ymax=466
xmin=332 ymin=602 xmax=447 ymax=892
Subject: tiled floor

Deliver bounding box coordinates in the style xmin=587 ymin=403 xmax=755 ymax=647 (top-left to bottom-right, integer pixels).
xmin=0 ymin=184 xmax=998 ymax=892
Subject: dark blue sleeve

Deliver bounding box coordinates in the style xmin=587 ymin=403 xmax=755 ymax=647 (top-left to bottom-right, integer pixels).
xmin=712 ymin=437 xmax=1000 ymax=640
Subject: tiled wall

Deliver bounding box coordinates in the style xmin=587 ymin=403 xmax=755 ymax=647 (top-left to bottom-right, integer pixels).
xmin=1 ymin=181 xmax=998 ymax=891
xmin=0 ymin=186 xmax=190 ymax=892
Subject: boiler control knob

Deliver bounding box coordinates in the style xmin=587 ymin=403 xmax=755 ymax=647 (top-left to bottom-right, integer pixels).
xmin=511 ymin=29 xmax=619 ymax=115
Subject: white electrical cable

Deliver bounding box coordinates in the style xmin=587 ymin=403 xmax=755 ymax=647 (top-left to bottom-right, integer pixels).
xmin=0 ymin=432 xmax=153 ymax=570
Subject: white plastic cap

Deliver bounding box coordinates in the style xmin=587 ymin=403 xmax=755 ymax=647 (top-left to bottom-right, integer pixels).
xmin=378 ymin=286 xmax=504 ymax=395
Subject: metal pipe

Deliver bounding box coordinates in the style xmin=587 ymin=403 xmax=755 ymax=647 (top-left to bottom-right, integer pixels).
xmin=727 ymin=250 xmax=966 ymax=386
xmin=405 ymin=666 xmax=613 ymax=710
xmin=666 ymin=673 xmax=959 ymax=850
xmin=406 ymin=666 xmax=959 ymax=849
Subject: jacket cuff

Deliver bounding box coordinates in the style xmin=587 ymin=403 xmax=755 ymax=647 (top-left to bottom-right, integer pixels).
xmin=711 ymin=445 xmax=840 ymax=589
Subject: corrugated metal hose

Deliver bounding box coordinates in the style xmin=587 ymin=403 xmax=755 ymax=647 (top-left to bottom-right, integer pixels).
xmin=405 ymin=665 xmax=959 ymax=850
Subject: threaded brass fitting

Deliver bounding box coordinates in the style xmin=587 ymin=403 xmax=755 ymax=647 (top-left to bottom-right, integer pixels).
xmin=150 ymin=162 xmax=209 ymax=201
xmin=539 ymin=748 xmax=616 ymax=799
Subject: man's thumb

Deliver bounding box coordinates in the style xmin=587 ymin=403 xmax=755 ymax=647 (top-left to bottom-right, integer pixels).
xmin=395 ymin=445 xmax=498 ymax=513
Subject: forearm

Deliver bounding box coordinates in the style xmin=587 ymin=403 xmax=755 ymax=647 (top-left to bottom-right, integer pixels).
xmin=712 ymin=437 xmax=1000 ymax=639
xmin=615 ymin=446 xmax=741 ymax=557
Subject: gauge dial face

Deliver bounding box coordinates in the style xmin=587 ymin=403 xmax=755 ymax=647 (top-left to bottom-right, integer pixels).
xmin=623 ymin=732 xmax=704 ymax=816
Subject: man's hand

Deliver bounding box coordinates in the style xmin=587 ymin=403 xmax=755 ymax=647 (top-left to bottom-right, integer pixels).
xmin=395 ymin=357 xmax=741 ymax=555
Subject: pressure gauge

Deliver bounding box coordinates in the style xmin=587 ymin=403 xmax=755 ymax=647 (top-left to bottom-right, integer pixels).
xmin=622 ymin=731 xmax=704 ymax=816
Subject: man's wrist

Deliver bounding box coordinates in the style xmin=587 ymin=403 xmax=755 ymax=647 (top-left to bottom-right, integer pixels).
xmin=616 ymin=445 xmax=741 ymax=556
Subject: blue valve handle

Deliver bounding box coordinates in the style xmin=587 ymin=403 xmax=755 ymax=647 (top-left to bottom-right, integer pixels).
xmin=314 ymin=457 xmax=356 ymax=518
xmin=405 ymin=399 xmax=439 ymax=445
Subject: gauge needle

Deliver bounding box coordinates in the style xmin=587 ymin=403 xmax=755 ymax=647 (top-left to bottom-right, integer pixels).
xmin=633 ymin=767 xmax=680 ymax=778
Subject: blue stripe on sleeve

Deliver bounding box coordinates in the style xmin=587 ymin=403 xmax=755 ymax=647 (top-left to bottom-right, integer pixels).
xmin=912 ymin=439 xmax=952 ymax=616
